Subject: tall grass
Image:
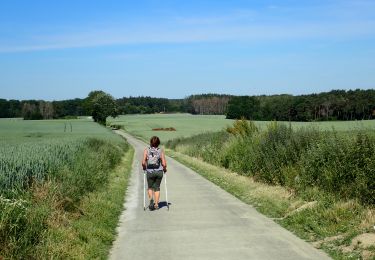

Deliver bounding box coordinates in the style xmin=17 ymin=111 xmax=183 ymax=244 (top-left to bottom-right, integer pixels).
xmin=299 ymin=131 xmax=375 ymax=205
xmin=166 ymin=120 xmax=375 ymax=205
xmin=0 ymin=120 xmax=128 ymax=259
xmin=0 ymin=139 xmax=128 ymax=258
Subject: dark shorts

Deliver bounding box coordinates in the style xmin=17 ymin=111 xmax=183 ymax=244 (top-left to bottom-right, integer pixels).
xmin=147 ymin=170 xmax=163 ymax=191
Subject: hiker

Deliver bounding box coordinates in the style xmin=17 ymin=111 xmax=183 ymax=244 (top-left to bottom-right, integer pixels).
xmin=142 ymin=136 xmax=167 ymax=210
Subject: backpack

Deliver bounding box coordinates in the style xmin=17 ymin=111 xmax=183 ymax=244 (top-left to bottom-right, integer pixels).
xmin=147 ymin=147 xmax=161 ymax=169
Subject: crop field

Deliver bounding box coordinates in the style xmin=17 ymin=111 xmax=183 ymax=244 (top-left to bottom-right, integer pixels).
xmin=0 ymin=118 xmax=123 ymax=193
xmin=109 ymin=114 xmax=375 ymax=143
xmin=0 ymin=118 xmax=129 ymax=258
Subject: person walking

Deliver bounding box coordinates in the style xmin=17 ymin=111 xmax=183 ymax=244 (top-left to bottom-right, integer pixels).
xmin=142 ymin=136 xmax=167 ymax=210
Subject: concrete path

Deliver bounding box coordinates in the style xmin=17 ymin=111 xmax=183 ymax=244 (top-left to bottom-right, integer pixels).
xmin=110 ymin=131 xmax=330 ymax=260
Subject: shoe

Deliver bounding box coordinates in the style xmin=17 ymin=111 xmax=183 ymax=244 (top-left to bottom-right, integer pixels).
xmin=154 ymin=203 xmax=159 ymax=210
xmin=148 ymin=199 xmax=154 ymax=210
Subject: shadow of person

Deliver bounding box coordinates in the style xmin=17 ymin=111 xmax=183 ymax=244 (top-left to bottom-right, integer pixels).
xmin=158 ymin=201 xmax=172 ymax=209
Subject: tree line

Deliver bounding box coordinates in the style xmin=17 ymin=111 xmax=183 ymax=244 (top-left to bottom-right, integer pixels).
xmin=226 ymin=89 xmax=375 ymax=121
xmin=1 ymin=89 xmax=374 ymax=121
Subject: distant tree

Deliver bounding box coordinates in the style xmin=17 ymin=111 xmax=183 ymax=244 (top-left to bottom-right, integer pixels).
xmin=0 ymin=99 xmax=9 ymax=117
xmin=22 ymin=102 xmax=42 ymax=120
xmin=39 ymin=101 xmax=54 ymax=119
xmin=86 ymin=91 xmax=118 ymax=125
xmin=186 ymin=94 xmax=232 ymax=114
xmin=226 ymin=96 xmax=260 ymax=119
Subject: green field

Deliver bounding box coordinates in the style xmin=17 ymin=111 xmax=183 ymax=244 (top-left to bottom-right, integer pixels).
xmin=109 ymin=114 xmax=375 ymax=143
xmin=0 ymin=118 xmax=129 ymax=258
xmin=108 ymin=114 xmax=234 ymax=142
xmin=0 ymin=118 xmax=124 ymax=191
xmin=0 ymin=118 xmax=120 ymax=143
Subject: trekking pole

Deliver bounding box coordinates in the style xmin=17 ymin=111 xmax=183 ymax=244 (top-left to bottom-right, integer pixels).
xmin=143 ymin=170 xmax=146 ymax=211
xmin=164 ymin=173 xmax=169 ymax=211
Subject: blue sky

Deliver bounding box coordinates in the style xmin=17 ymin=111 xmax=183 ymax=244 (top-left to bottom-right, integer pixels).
xmin=0 ymin=0 xmax=374 ymax=100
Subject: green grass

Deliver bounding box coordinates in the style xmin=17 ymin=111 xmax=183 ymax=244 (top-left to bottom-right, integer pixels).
xmin=0 ymin=118 xmax=130 ymax=259
xmin=0 ymin=118 xmax=124 ymax=194
xmin=108 ymin=114 xmax=375 ymax=143
xmin=37 ymin=146 xmax=134 ymax=259
xmin=108 ymin=114 xmax=234 ymax=142
xmin=0 ymin=118 xmax=121 ymax=144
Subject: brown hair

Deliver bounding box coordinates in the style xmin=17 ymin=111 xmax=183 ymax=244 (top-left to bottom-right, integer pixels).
xmin=150 ymin=136 xmax=160 ymax=147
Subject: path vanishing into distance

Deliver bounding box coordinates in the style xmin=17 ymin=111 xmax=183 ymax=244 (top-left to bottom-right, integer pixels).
xmin=110 ymin=131 xmax=330 ymax=260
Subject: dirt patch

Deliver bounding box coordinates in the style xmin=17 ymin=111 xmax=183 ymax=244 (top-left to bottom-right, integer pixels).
xmin=338 ymin=233 xmax=375 ymax=257
xmin=351 ymin=233 xmax=375 ymax=249
xmin=152 ymin=127 xmax=176 ymax=131
xmin=286 ymin=201 xmax=318 ymax=217
xmin=362 ymin=250 xmax=375 ymax=260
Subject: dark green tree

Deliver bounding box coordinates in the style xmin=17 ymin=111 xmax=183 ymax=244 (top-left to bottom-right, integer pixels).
xmin=86 ymin=91 xmax=118 ymax=125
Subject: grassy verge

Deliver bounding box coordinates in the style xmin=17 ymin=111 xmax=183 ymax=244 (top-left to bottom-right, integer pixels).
xmin=166 ymin=149 xmax=375 ymax=260
xmin=37 ymin=146 xmax=134 ymax=259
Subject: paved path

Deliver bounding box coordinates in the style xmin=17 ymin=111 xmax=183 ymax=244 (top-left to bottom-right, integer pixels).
xmin=110 ymin=131 xmax=330 ymax=260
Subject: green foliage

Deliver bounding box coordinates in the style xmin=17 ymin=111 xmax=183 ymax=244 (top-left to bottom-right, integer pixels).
xmin=86 ymin=91 xmax=119 ymax=125
xmin=2 ymin=89 xmax=375 ymax=120
xmin=226 ymin=118 xmax=258 ymax=137
xmin=117 ymin=96 xmax=186 ymax=114
xmin=0 ymin=193 xmax=51 ymax=258
xmin=166 ymin=120 xmax=375 ymax=205
xmin=167 ymin=131 xmax=230 ymax=166
xmin=0 ymin=119 xmax=128 ymax=258
xmin=57 ymin=138 xmax=125 ymax=202
xmin=226 ymin=96 xmax=260 ymax=119
xmin=299 ymin=131 xmax=375 ymax=205
xmin=39 ymin=148 xmax=134 ymax=259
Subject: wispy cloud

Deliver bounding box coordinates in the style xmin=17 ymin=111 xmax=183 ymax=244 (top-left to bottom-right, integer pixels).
xmin=1 ymin=4 xmax=374 ymax=53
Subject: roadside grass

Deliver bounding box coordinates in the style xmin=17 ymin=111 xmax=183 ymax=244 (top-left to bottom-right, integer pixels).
xmin=166 ymin=148 xmax=294 ymax=218
xmin=37 ymin=146 xmax=134 ymax=259
xmin=167 ymin=149 xmax=375 ymax=260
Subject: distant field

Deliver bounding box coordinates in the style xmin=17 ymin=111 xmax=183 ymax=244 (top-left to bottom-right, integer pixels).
xmin=109 ymin=114 xmax=375 ymax=143
xmin=109 ymin=114 xmax=235 ymax=143
xmin=0 ymin=118 xmax=120 ymax=143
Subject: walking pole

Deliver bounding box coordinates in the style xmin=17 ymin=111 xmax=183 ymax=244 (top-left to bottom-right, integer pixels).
xmin=164 ymin=173 xmax=169 ymax=211
xmin=143 ymin=171 xmax=146 ymax=211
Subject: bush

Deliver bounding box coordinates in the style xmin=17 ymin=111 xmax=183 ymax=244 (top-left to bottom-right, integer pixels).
xmin=166 ymin=131 xmax=230 ymax=165
xmin=299 ymin=131 xmax=375 ymax=204
xmin=167 ymin=120 xmax=374 ymax=205
xmin=226 ymin=119 xmax=258 ymax=137
xmin=253 ymin=123 xmax=320 ymax=185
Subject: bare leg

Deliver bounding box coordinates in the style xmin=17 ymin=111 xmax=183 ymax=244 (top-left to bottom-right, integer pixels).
xmin=148 ymin=188 xmax=153 ymax=200
xmin=154 ymin=191 xmax=160 ymax=207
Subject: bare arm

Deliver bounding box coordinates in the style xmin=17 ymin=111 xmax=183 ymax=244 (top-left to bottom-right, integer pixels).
xmin=142 ymin=149 xmax=147 ymax=170
xmin=161 ymin=150 xmax=167 ymax=172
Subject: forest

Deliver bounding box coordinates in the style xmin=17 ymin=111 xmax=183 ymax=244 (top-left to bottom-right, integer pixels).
xmin=1 ymin=89 xmax=374 ymax=121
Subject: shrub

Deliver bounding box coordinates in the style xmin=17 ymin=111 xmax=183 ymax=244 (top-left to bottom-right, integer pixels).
xmin=226 ymin=119 xmax=258 ymax=137
xmin=299 ymin=131 xmax=375 ymax=205
xmin=167 ymin=120 xmax=374 ymax=205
